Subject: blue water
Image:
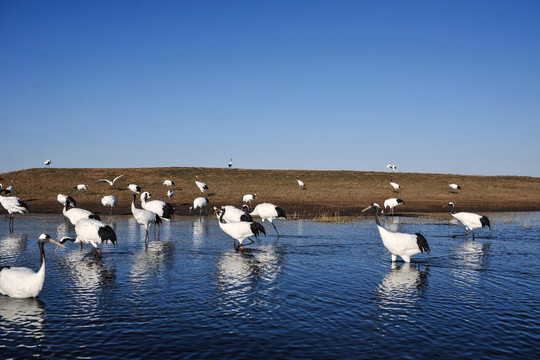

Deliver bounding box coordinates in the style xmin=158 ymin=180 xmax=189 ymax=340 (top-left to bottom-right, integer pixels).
xmin=1 ymin=213 xmax=539 ymax=359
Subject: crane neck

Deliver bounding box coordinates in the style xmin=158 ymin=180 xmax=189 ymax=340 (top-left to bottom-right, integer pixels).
xmin=38 ymin=239 xmax=46 ymax=272
xmin=374 ymin=206 xmax=382 ymax=227
xmin=219 ymin=208 xmax=226 ymax=223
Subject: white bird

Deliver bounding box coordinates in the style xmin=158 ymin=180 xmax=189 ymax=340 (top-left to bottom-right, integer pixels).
xmin=446 ymin=202 xmax=491 ymax=238
xmin=131 ymin=192 xmax=161 ymax=241
xmin=167 ymin=189 xmax=174 ymax=199
xmin=215 ymin=207 xmax=266 ymax=251
xmin=296 ymin=176 xmax=306 ymax=190
xmin=384 ymin=198 xmax=405 ymax=216
xmin=448 ymin=181 xmax=461 ymax=192
xmin=242 ymin=194 xmax=257 ymax=210
xmin=3 ymin=180 xmax=14 ymax=195
xmin=213 ymin=205 xmax=253 ymax=223
xmin=101 ymin=195 xmax=117 ymax=217
xmin=390 ymin=179 xmax=401 ymax=192
xmin=96 ymin=174 xmax=125 ymax=187
xmin=189 ymin=197 xmax=209 ymax=216
xmin=386 ymin=164 xmax=397 ymax=171
xmin=228 ymin=158 xmax=233 ymax=168
xmin=0 ymin=194 xmax=29 ymax=233
xmin=74 ymin=184 xmax=88 ymax=191
xmin=0 ymin=233 xmax=64 ymax=298
xmin=57 ymin=194 xmax=76 ymax=207
xmin=195 ymin=176 xmax=209 ymax=193
xmin=362 ymin=203 xmax=430 ymax=263
xmin=62 ymin=200 xmax=101 ymax=225
xmin=60 ymin=218 xmax=117 ymax=254
xmin=44 ymin=159 xmax=51 ymax=166
xmin=140 ymin=192 xmax=174 ymax=221
xmin=128 ymin=183 xmax=141 ymax=193
xmin=248 ymin=203 xmax=287 ymax=238
xmin=161 ymin=180 xmax=175 ymax=186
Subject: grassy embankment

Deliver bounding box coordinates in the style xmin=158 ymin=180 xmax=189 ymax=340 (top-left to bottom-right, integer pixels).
xmin=1 ymin=167 xmax=539 ymax=220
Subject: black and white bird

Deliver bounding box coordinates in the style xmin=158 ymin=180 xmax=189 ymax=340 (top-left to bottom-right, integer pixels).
xmin=140 ymin=192 xmax=174 ymax=221
xmin=296 ymin=176 xmax=306 ymax=190
xmin=248 ymin=203 xmax=287 ymax=238
xmin=386 ymin=164 xmax=397 ymax=171
xmin=213 ymin=205 xmax=253 ymax=223
xmin=195 ymin=176 xmax=209 ymax=193
xmin=96 ymin=174 xmax=125 ymax=187
xmin=60 ymin=218 xmax=117 ymax=254
xmin=101 ymin=195 xmax=117 ymax=217
xmin=57 ymin=194 xmax=76 ymax=207
xmin=242 ymin=194 xmax=257 ymax=210
xmin=0 ymin=194 xmax=29 ymax=233
xmin=215 ymin=207 xmax=266 ymax=251
xmin=161 ymin=180 xmax=175 ymax=186
xmin=131 ymin=193 xmax=161 ymax=241
xmin=383 ymin=198 xmax=405 ymax=216
xmin=3 ymin=180 xmax=14 ymax=195
xmin=228 ymin=158 xmax=233 ymax=168
xmin=44 ymin=159 xmax=51 ymax=166
xmin=167 ymin=189 xmax=174 ymax=199
xmin=189 ymin=197 xmax=209 ymax=216
xmin=446 ymin=202 xmax=491 ymax=238
xmin=62 ymin=200 xmax=100 ymax=225
xmin=390 ymin=179 xmax=401 ymax=192
xmin=74 ymin=184 xmax=88 ymax=191
xmin=0 ymin=233 xmax=64 ymax=298
xmin=128 ymin=183 xmax=141 ymax=193
xmin=448 ymin=181 xmax=461 ymax=192
xmin=362 ymin=203 xmax=430 ymax=263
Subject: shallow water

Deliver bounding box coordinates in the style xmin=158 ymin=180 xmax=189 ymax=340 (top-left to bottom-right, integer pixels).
xmin=1 ymin=212 xmax=539 ymax=359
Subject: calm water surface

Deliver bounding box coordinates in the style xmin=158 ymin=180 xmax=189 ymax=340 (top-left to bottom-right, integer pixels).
xmin=1 ymin=212 xmax=539 ymax=359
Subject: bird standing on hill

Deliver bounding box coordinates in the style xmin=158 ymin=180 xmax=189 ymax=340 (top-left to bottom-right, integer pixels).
xmin=247 ymin=203 xmax=287 ymax=238
xmin=74 ymin=184 xmax=88 ymax=191
xmin=445 ymin=202 xmax=491 ymax=239
xmin=384 ymin=198 xmax=405 ymax=216
xmin=448 ymin=181 xmax=461 ymax=193
xmin=195 ymin=176 xmax=209 ymax=193
xmin=128 ymin=183 xmax=141 ymax=193
xmin=60 ymin=218 xmax=117 ymax=254
xmin=161 ymin=180 xmax=175 ymax=186
xmin=96 ymin=174 xmax=125 ymax=187
xmin=140 ymin=192 xmax=174 ymax=221
xmin=0 ymin=233 xmax=65 ymax=298
xmin=362 ymin=203 xmax=430 ymax=263
xmin=296 ymin=176 xmax=306 ymax=190
xmin=215 ymin=207 xmax=266 ymax=251
xmin=390 ymin=179 xmax=401 ymax=192
xmin=167 ymin=189 xmax=174 ymax=199
xmin=0 ymin=194 xmax=28 ymax=233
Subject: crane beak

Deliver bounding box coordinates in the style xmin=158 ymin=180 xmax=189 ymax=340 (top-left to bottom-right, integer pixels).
xmin=51 ymin=239 xmax=66 ymax=251
xmin=361 ymin=205 xmax=373 ymax=213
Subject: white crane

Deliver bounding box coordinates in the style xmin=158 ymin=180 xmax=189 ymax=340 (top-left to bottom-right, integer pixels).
xmin=296 ymin=176 xmax=306 ymax=190
xmin=140 ymin=192 xmax=174 ymax=221
xmin=101 ymin=195 xmax=117 ymax=217
xmin=0 ymin=194 xmax=29 ymax=233
xmin=215 ymin=207 xmax=266 ymax=251
xmin=62 ymin=200 xmax=101 ymax=225
xmin=386 ymin=164 xmax=397 ymax=171
xmin=3 ymin=180 xmax=14 ymax=195
xmin=189 ymin=197 xmax=209 ymax=216
xmin=248 ymin=203 xmax=287 ymax=238
xmin=448 ymin=181 xmax=461 ymax=192
xmin=389 ymin=179 xmax=401 ymax=192
xmin=383 ymin=198 xmax=405 ymax=216
xmin=362 ymin=203 xmax=430 ymax=263
xmin=131 ymin=192 xmax=161 ymax=241
xmin=128 ymin=183 xmax=141 ymax=193
xmin=161 ymin=180 xmax=175 ymax=186
xmin=213 ymin=205 xmax=253 ymax=223
xmin=96 ymin=174 xmax=125 ymax=187
xmin=167 ymin=189 xmax=174 ymax=199
xmin=74 ymin=184 xmax=88 ymax=191
xmin=228 ymin=158 xmax=233 ymax=168
xmin=242 ymin=194 xmax=257 ymax=210
xmin=57 ymin=194 xmax=76 ymax=207
xmin=44 ymin=159 xmax=51 ymax=166
xmin=445 ymin=202 xmax=491 ymax=238
xmin=60 ymin=218 xmax=117 ymax=254
xmin=0 ymin=234 xmax=64 ymax=298
xmin=195 ymin=176 xmax=209 ymax=193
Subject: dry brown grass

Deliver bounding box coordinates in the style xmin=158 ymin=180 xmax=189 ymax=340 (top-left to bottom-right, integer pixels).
xmin=1 ymin=167 xmax=539 ymax=218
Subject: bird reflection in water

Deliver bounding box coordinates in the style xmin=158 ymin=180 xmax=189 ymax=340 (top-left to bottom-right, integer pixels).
xmin=192 ymin=218 xmax=208 ymax=249
xmin=450 ymin=239 xmax=491 ymax=287
xmin=0 ymin=233 xmax=28 ymax=258
xmin=129 ymin=240 xmax=175 ymax=286
xmin=0 ymin=296 xmax=46 ymax=351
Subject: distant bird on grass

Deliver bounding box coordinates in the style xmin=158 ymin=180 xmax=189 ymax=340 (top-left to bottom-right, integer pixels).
xmin=74 ymin=184 xmax=88 ymax=191
xmin=445 ymin=202 xmax=491 ymax=239
xmin=390 ymin=179 xmax=401 ymax=192
xmin=60 ymin=218 xmax=117 ymax=255
xmin=362 ymin=203 xmax=430 ymax=263
xmin=384 ymin=198 xmax=405 ymax=216
xmin=3 ymin=180 xmax=14 ymax=195
xmin=242 ymin=194 xmax=257 ymax=210
xmin=57 ymin=194 xmax=76 ymax=208
xmin=101 ymin=195 xmax=117 ymax=217
xmin=161 ymin=180 xmax=175 ymax=186
xmin=386 ymin=164 xmax=397 ymax=171
xmin=96 ymin=174 xmax=125 ymax=187
xmin=195 ymin=176 xmax=209 ymax=193
xmin=296 ymin=176 xmax=306 ymax=190
xmin=0 ymin=233 xmax=64 ymax=298
xmin=0 ymin=194 xmax=29 ymax=233
xmin=215 ymin=207 xmax=266 ymax=251
xmin=128 ymin=183 xmax=141 ymax=194
xmin=189 ymin=197 xmax=209 ymax=216
xmin=247 ymin=203 xmax=286 ymax=238
xmin=448 ymin=181 xmax=461 ymax=193
xmin=167 ymin=189 xmax=174 ymax=199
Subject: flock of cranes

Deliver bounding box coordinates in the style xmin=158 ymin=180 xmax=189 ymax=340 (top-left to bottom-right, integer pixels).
xmin=0 ymin=162 xmax=495 ymax=298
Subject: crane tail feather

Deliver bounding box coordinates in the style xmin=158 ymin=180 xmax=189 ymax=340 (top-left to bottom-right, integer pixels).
xmin=415 ymin=233 xmax=430 ymax=254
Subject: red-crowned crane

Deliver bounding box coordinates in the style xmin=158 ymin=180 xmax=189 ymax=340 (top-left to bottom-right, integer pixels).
xmin=362 ymin=203 xmax=430 ymax=263
xmin=213 ymin=205 xmax=253 ymax=223
xmin=60 ymin=218 xmax=117 ymax=255
xmin=131 ymin=192 xmax=161 ymax=242
xmin=0 ymin=194 xmax=29 ymax=233
xmin=3 ymin=180 xmax=14 ymax=195
xmin=167 ymin=189 xmax=174 ymax=199
xmin=383 ymin=198 xmax=405 ymax=216
xmin=128 ymin=183 xmax=141 ymax=193
xmin=386 ymin=164 xmax=397 ymax=171
xmin=101 ymin=195 xmax=117 ymax=217
xmin=215 ymin=207 xmax=266 ymax=251
xmin=190 ymin=197 xmax=209 ymax=216
xmin=242 ymin=194 xmax=257 ymax=210
xmin=57 ymin=194 xmax=76 ymax=207
xmin=445 ymin=202 xmax=491 ymax=239
xmin=44 ymin=159 xmax=51 ymax=166
xmin=74 ymin=184 xmax=88 ymax=191
xmin=448 ymin=181 xmax=461 ymax=193
xmin=195 ymin=176 xmax=209 ymax=193
xmin=140 ymin=192 xmax=174 ymax=221
xmin=0 ymin=233 xmax=64 ymax=298
xmin=248 ymin=203 xmax=287 ymax=238
xmin=390 ymin=179 xmax=401 ymax=192
xmin=228 ymin=158 xmax=233 ymax=168
xmin=96 ymin=174 xmax=125 ymax=187
xmin=61 ymin=199 xmax=101 ymax=225
xmin=161 ymin=180 xmax=175 ymax=186
xmin=296 ymin=176 xmax=306 ymax=190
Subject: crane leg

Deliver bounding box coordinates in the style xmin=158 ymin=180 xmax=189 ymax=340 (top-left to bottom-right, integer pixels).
xmin=271 ymin=222 xmax=280 ymax=238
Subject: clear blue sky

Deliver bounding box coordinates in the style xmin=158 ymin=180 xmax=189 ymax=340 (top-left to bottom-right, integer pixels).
xmin=1 ymin=0 xmax=539 ymax=176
